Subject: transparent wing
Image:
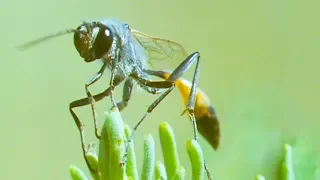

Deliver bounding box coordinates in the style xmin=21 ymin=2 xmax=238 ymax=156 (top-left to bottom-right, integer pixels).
xmin=131 ymin=29 xmax=189 ymax=69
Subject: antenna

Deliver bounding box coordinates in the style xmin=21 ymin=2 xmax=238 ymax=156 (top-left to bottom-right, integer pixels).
xmin=17 ymin=29 xmax=79 ymax=50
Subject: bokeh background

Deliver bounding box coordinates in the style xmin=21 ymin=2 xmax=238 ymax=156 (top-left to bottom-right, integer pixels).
xmin=1 ymin=0 xmax=319 ymax=179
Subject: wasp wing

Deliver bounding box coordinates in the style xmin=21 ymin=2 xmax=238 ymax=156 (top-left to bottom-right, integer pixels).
xmin=131 ymin=29 xmax=189 ymax=69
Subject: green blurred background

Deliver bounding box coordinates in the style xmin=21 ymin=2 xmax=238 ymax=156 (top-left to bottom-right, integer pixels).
xmin=1 ymin=0 xmax=319 ymax=179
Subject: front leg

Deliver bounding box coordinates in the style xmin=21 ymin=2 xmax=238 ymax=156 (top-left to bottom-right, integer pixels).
xmin=69 ymin=75 xmax=124 ymax=174
xmin=85 ymin=60 xmax=108 ymax=97
xmin=69 ymin=87 xmax=112 ymax=174
xmin=84 ymin=61 xmax=108 ymax=138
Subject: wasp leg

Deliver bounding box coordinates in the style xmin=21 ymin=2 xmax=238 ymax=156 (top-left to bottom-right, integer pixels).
xmin=69 ymin=87 xmax=112 ymax=174
xmin=172 ymin=53 xmax=213 ymax=180
xmin=145 ymin=71 xmax=216 ymax=180
xmin=120 ymin=52 xmax=198 ymax=157
xmin=84 ymin=61 xmax=108 ymax=139
xmin=109 ymin=68 xmax=118 ymax=108
xmin=126 ymin=52 xmax=202 ymax=137
xmin=135 ymin=52 xmax=212 ymax=179
xmin=69 ymin=77 xmax=124 ymax=173
xmin=131 ymin=52 xmax=201 ymax=136
xmin=112 ymin=79 xmax=134 ymax=112
xmin=121 ymin=83 xmax=175 ymax=165
xmin=144 ymin=52 xmax=200 ymax=141
xmin=140 ymin=85 xmax=164 ymax=95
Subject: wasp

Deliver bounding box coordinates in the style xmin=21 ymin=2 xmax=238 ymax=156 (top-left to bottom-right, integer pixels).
xmin=19 ymin=18 xmax=220 ymax=179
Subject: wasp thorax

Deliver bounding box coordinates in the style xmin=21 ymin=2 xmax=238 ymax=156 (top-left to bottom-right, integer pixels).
xmin=73 ymin=22 xmax=114 ymax=62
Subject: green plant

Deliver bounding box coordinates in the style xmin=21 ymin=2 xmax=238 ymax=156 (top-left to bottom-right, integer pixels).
xmin=69 ymin=108 xmax=299 ymax=180
xmin=69 ymin=107 xmax=207 ymax=180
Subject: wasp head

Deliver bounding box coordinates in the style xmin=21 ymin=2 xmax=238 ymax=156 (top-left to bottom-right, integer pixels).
xmin=73 ymin=21 xmax=114 ymax=62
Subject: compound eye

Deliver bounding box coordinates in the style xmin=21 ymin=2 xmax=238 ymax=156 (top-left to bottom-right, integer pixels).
xmin=73 ymin=26 xmax=84 ymax=55
xmin=92 ymin=26 xmax=114 ymax=59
